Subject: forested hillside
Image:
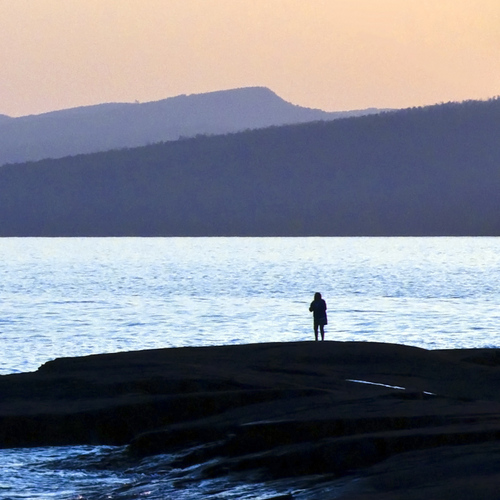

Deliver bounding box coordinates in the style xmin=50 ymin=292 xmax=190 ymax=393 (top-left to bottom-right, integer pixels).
xmin=0 ymin=87 xmax=381 ymax=166
xmin=1 ymin=98 xmax=499 ymax=236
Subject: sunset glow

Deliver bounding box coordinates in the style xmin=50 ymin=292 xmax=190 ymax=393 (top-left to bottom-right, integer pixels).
xmin=2 ymin=0 xmax=499 ymax=116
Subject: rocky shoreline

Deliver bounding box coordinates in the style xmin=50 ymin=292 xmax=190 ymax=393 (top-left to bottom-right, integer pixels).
xmin=2 ymin=341 xmax=500 ymax=498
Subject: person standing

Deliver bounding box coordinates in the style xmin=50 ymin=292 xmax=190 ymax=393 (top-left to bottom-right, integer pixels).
xmin=309 ymin=292 xmax=327 ymax=341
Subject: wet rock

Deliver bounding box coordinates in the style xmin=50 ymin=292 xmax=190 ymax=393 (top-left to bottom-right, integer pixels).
xmin=2 ymin=341 xmax=500 ymax=498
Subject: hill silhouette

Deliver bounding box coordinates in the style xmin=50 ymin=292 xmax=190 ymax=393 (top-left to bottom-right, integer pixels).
xmin=0 ymin=97 xmax=499 ymax=236
xmin=0 ymin=87 xmax=382 ymax=166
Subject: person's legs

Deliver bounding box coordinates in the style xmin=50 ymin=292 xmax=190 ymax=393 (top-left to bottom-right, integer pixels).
xmin=320 ymin=324 xmax=325 ymax=341
xmin=314 ymin=323 xmax=319 ymax=341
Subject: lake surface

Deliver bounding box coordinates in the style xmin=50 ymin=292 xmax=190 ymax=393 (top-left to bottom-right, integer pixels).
xmin=1 ymin=237 xmax=499 ymax=498
xmin=1 ymin=237 xmax=499 ymax=375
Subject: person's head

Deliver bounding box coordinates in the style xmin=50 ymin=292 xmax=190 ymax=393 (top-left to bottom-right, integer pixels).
xmin=314 ymin=292 xmax=322 ymax=301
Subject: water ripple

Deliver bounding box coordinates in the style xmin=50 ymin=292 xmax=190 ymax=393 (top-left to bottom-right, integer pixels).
xmin=0 ymin=237 xmax=499 ymax=375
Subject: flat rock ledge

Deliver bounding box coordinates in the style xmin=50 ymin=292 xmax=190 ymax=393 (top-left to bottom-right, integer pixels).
xmin=3 ymin=341 xmax=500 ymax=499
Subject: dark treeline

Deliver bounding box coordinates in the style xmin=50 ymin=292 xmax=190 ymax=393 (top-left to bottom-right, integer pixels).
xmin=1 ymin=98 xmax=500 ymax=236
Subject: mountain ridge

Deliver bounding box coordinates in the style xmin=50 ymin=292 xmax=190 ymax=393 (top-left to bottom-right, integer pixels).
xmin=0 ymin=87 xmax=385 ymax=166
xmin=0 ymin=96 xmax=499 ymax=236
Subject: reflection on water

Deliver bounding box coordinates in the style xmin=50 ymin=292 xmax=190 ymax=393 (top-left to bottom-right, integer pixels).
xmin=1 ymin=237 xmax=500 ymax=375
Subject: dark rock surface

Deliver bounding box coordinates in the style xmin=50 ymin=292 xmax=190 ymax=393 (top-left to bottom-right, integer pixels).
xmin=2 ymin=341 xmax=500 ymax=498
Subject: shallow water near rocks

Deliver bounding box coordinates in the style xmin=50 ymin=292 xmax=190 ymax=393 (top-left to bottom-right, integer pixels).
xmin=1 ymin=237 xmax=500 ymax=498
xmin=0 ymin=445 xmax=355 ymax=499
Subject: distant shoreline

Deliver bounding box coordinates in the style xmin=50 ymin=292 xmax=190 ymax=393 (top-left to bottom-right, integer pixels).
xmin=2 ymin=97 xmax=500 ymax=237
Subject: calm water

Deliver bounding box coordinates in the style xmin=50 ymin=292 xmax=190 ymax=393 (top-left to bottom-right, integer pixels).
xmin=1 ymin=237 xmax=499 ymax=499
xmin=1 ymin=237 xmax=500 ymax=375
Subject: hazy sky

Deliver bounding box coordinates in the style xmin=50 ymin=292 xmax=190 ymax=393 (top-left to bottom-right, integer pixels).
xmin=2 ymin=0 xmax=499 ymax=117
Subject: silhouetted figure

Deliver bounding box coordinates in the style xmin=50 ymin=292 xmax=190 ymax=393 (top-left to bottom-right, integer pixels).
xmin=309 ymin=292 xmax=327 ymax=341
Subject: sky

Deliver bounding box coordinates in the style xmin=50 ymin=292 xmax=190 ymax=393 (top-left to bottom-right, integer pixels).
xmin=1 ymin=0 xmax=500 ymax=117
